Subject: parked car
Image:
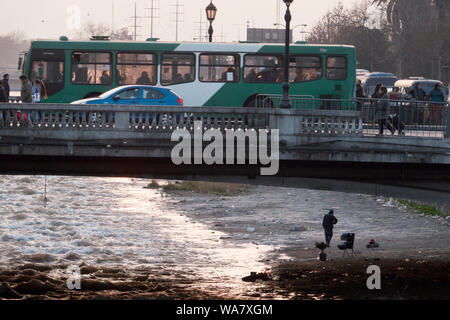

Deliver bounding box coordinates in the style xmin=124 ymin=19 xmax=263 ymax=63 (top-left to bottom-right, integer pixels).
xmin=71 ymin=85 xmax=184 ymax=124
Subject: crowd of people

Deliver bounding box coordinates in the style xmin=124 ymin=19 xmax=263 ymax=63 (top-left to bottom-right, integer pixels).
xmin=0 ymin=74 xmax=48 ymax=104
xmin=355 ymin=79 xmax=447 ymax=135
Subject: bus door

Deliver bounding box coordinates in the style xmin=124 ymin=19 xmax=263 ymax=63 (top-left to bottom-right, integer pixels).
xmin=29 ymin=49 xmax=65 ymax=98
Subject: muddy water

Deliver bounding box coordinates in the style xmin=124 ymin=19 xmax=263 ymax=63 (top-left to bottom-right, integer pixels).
xmin=0 ymin=176 xmax=449 ymax=299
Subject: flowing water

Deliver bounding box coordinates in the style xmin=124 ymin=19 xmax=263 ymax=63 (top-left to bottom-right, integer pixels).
xmin=0 ymin=175 xmax=448 ymax=298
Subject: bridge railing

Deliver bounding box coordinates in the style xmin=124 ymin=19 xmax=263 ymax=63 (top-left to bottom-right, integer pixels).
xmin=0 ymin=103 xmax=362 ymax=139
xmin=255 ymin=95 xmax=449 ymax=138
xmin=358 ymin=98 xmax=449 ymax=138
xmin=2 ymin=100 xmax=449 ymax=138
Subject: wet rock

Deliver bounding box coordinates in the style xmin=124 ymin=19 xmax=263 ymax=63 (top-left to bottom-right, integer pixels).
xmin=8 ymin=275 xmax=34 ymax=284
xmin=20 ymin=269 xmax=37 ymax=276
xmin=134 ymin=276 xmax=149 ymax=282
xmin=242 ymin=272 xmax=271 ymax=282
xmin=0 ymin=283 xmax=22 ymax=299
xmin=13 ymin=279 xmax=57 ymax=295
xmin=0 ymin=270 xmax=18 ymax=276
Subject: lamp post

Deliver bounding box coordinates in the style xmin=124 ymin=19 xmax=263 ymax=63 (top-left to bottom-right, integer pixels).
xmin=205 ymin=1 xmax=217 ymax=43
xmin=280 ymin=0 xmax=293 ymax=109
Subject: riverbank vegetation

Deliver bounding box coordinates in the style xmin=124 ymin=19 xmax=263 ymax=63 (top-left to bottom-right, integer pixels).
xmin=145 ymin=180 xmax=251 ymax=196
xmin=397 ymin=199 xmax=449 ymax=218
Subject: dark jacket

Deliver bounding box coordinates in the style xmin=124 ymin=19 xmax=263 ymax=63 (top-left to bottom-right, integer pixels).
xmin=0 ymin=86 xmax=7 ymax=102
xmin=356 ymin=84 xmax=365 ymax=98
xmin=376 ymin=93 xmax=390 ymax=120
xmin=323 ymin=213 xmax=338 ymax=230
xmin=21 ymin=80 xmax=33 ymax=103
xmin=413 ymin=88 xmax=427 ymax=101
xmin=2 ymin=79 xmax=10 ymax=99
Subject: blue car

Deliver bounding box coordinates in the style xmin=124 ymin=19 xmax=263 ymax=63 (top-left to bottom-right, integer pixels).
xmin=72 ymin=85 xmax=184 ymax=106
xmin=71 ymin=85 xmax=184 ymax=124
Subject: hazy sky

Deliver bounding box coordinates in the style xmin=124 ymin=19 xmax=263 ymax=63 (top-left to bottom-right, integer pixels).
xmin=1 ymin=0 xmax=361 ymax=42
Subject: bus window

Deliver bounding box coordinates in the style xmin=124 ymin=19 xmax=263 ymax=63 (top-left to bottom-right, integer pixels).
xmin=199 ymin=54 xmax=239 ymax=82
xmin=71 ymin=52 xmax=112 ymax=85
xmin=243 ymin=55 xmax=282 ymax=83
xmin=116 ymin=53 xmax=157 ymax=85
xmin=161 ymin=53 xmax=195 ymax=85
xmin=289 ymin=56 xmax=322 ymax=83
xmin=30 ymin=61 xmax=64 ymax=84
xmin=326 ymin=56 xmax=347 ymax=80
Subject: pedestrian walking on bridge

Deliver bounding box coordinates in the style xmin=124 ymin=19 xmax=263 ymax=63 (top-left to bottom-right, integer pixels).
xmin=323 ymin=210 xmax=338 ymax=246
xmin=19 ymin=75 xmax=32 ymax=103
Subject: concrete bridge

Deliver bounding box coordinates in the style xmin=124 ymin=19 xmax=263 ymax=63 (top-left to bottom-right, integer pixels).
xmin=1 ymin=102 xmax=450 ymax=204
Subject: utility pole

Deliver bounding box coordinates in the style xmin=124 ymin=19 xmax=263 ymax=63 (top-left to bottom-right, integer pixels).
xmin=438 ymin=56 xmax=442 ymax=80
xmin=145 ymin=0 xmax=160 ymax=38
xmin=276 ymin=0 xmax=281 ymax=28
xmin=112 ymin=0 xmax=115 ymax=33
xmin=129 ymin=1 xmax=143 ymax=41
xmin=195 ymin=10 xmax=204 ymax=42
xmin=170 ymin=0 xmax=184 ymax=41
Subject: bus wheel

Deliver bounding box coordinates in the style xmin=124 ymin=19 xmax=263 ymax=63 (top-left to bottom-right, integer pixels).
xmin=83 ymin=92 xmax=102 ymax=99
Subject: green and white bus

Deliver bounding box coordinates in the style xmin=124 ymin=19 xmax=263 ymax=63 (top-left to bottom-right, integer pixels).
xmin=20 ymin=38 xmax=356 ymax=107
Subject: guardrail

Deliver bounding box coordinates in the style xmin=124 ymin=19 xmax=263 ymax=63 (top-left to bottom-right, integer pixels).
xmin=1 ymin=100 xmax=449 ymax=138
xmin=0 ymin=103 xmax=361 ymax=138
xmin=255 ymin=95 xmax=449 ymax=138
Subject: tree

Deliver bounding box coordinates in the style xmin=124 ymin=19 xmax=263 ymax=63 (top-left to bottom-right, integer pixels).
xmin=74 ymin=23 xmax=133 ymax=40
xmin=0 ymin=31 xmax=30 ymax=68
xmin=307 ymin=0 xmax=394 ymax=73
xmin=373 ymin=0 xmax=450 ymax=81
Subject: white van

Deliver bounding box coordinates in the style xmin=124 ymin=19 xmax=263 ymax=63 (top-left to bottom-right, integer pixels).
xmin=394 ymin=79 xmax=448 ymax=101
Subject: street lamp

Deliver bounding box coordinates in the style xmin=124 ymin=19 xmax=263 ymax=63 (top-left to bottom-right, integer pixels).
xmin=280 ymin=0 xmax=293 ymax=109
xmin=205 ymin=1 xmax=217 ymax=43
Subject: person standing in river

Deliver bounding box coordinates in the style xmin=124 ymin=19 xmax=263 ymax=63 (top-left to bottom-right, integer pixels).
xmin=323 ymin=210 xmax=338 ymax=246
